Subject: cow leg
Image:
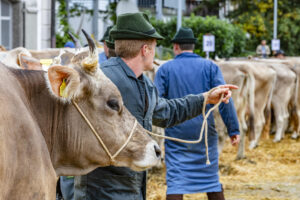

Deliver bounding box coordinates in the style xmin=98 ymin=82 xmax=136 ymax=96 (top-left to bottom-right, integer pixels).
xmin=249 ymin=119 xmax=264 ymax=149
xmin=273 ymin=105 xmax=284 ymax=143
xmin=218 ymin=129 xmax=227 ymax=153
xmin=236 ymin=129 xmax=246 ymax=160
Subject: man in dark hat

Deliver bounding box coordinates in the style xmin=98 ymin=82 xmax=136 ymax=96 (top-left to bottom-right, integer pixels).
xmin=99 ymin=26 xmax=113 ymax=64
xmin=74 ymin=13 xmax=237 ymax=200
xmin=274 ymin=49 xmax=285 ymax=59
xmin=154 ymin=27 xmax=240 ymax=200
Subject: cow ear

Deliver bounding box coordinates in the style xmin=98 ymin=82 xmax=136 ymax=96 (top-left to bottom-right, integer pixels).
xmin=47 ymin=65 xmax=80 ymax=99
xmin=18 ymin=54 xmax=42 ymax=70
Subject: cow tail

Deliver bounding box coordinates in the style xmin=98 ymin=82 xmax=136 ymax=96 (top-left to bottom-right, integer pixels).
xmin=263 ymin=71 xmax=277 ymax=139
xmin=247 ymin=71 xmax=256 ymax=141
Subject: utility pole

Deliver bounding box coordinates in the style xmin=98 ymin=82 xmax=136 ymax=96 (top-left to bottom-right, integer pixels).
xmin=156 ymin=0 xmax=163 ymax=20
xmin=273 ymin=0 xmax=277 ymax=39
xmin=177 ymin=0 xmax=182 ymax=31
xmin=93 ymin=0 xmax=99 ymax=41
xmin=50 ymin=0 xmax=56 ymax=48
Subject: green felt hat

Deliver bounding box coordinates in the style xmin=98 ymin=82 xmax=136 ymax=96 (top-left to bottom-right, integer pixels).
xmin=101 ymin=26 xmax=113 ymax=42
xmin=171 ymin=27 xmax=197 ymax=44
xmin=110 ymin=12 xmax=164 ymax=40
xmin=105 ymin=26 xmax=115 ymax=49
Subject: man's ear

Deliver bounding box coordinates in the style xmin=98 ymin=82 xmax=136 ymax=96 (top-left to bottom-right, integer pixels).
xmin=141 ymin=44 xmax=148 ymax=57
xmin=18 ymin=54 xmax=42 ymax=70
xmin=47 ymin=65 xmax=80 ymax=99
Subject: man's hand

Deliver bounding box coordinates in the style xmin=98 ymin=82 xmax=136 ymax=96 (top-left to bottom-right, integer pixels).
xmin=203 ymin=84 xmax=238 ymax=104
xmin=230 ymin=135 xmax=240 ymax=146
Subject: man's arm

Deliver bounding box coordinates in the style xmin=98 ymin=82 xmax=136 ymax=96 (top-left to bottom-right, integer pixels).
xmin=152 ymin=85 xmax=236 ymax=128
xmin=152 ymin=93 xmax=205 ymax=128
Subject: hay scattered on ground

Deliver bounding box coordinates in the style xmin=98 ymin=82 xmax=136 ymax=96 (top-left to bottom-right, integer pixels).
xmin=147 ymin=135 xmax=300 ymax=200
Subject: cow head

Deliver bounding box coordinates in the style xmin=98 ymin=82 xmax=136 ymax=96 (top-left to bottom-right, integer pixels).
xmin=46 ymin=30 xmax=161 ymax=175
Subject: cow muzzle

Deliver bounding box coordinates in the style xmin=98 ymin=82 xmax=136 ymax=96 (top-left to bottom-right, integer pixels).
xmin=132 ymin=140 xmax=161 ymax=170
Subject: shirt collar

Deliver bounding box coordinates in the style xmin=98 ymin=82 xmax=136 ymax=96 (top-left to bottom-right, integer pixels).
xmin=116 ymin=57 xmax=137 ymax=79
xmin=175 ymin=52 xmax=200 ymax=59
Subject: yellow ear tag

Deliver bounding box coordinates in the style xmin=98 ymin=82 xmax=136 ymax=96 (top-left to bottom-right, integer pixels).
xmin=59 ymin=79 xmax=68 ymax=98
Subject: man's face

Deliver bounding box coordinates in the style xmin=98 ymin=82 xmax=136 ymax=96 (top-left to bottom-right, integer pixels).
xmin=143 ymin=40 xmax=157 ymax=71
xmin=261 ymin=40 xmax=266 ymax=45
xmin=103 ymin=42 xmax=109 ymax=57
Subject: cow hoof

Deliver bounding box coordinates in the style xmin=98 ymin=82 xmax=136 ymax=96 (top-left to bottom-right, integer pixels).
xmin=235 ymin=155 xmax=246 ymax=160
xmin=249 ymin=141 xmax=257 ymax=150
xmin=273 ymin=138 xmax=281 ymax=143
xmin=291 ymin=133 xmax=299 ymax=139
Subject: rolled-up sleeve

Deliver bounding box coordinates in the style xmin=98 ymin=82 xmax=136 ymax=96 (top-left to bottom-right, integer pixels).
xmin=152 ymin=93 xmax=204 ymax=128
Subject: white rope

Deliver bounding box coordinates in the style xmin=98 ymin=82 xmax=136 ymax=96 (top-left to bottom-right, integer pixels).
xmin=146 ymin=87 xmax=224 ymax=165
xmin=72 ymin=100 xmax=137 ymax=164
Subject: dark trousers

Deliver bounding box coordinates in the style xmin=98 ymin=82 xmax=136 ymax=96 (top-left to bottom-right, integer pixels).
xmin=166 ymin=186 xmax=225 ymax=200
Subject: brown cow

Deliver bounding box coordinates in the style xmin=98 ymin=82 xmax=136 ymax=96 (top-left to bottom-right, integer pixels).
xmin=215 ymin=61 xmax=255 ymax=159
xmin=0 ymin=34 xmax=160 ymax=200
xmin=257 ymin=59 xmax=296 ymax=142
xmin=226 ymin=60 xmax=277 ymax=149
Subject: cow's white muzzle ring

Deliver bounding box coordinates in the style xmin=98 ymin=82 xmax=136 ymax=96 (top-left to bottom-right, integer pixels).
xmin=72 ymin=100 xmax=137 ymax=164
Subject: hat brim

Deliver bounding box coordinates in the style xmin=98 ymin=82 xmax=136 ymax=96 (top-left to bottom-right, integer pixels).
xmin=105 ymin=39 xmax=115 ymax=49
xmin=111 ymin=29 xmax=164 ymax=40
xmin=171 ymin=38 xmax=197 ymax=44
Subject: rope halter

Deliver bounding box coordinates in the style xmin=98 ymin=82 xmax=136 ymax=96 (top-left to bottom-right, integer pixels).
xmin=71 ymin=100 xmax=138 ymax=164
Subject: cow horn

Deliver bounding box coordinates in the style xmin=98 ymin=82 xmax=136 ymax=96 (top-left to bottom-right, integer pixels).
xmin=68 ymin=32 xmax=81 ymax=49
xmin=82 ymin=29 xmax=96 ymax=55
xmin=81 ymin=29 xmax=98 ymax=73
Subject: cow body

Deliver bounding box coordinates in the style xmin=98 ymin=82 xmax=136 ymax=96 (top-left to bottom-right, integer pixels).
xmin=0 ymin=66 xmax=57 ymax=199
xmin=216 ymin=61 xmax=255 ymax=159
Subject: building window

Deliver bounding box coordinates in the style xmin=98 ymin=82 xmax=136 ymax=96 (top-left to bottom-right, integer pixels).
xmin=0 ymin=0 xmax=12 ymax=50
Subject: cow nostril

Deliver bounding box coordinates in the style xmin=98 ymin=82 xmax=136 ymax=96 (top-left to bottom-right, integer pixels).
xmin=154 ymin=145 xmax=161 ymax=158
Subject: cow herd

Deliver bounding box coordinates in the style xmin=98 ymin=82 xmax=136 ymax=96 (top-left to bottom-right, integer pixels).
xmin=147 ymin=57 xmax=300 ymax=161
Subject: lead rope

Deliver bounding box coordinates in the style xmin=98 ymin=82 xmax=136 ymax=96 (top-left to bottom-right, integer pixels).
xmin=71 ymin=100 xmax=138 ymax=164
xmin=146 ymin=87 xmax=224 ymax=165
xmin=72 ymin=87 xmax=224 ymax=166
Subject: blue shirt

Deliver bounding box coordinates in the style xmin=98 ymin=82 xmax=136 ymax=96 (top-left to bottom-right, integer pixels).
xmin=98 ymin=52 xmax=107 ymax=64
xmin=154 ymin=52 xmax=240 ymax=194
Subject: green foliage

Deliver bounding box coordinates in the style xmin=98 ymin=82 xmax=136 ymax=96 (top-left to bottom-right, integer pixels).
xmin=228 ymin=0 xmax=300 ymax=56
xmin=151 ymin=15 xmax=247 ymax=58
xmin=56 ymin=0 xmax=77 ymax=48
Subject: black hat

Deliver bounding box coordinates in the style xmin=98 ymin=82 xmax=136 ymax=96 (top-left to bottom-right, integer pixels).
xmin=101 ymin=26 xmax=113 ymax=42
xmin=171 ymin=27 xmax=197 ymax=44
xmin=110 ymin=12 xmax=164 ymax=40
xmin=275 ymin=49 xmax=285 ymax=56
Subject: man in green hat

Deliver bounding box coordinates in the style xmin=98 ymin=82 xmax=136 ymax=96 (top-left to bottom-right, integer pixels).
xmin=99 ymin=26 xmax=113 ymax=64
xmin=154 ymin=27 xmax=240 ymax=200
xmin=74 ymin=13 xmax=237 ymax=200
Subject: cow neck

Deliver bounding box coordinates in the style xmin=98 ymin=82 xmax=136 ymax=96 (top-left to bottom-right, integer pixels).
xmin=10 ymin=68 xmax=98 ymax=174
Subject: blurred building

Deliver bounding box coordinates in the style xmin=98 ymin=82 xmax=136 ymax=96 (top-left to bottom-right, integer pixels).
xmin=0 ymin=0 xmax=234 ymax=50
xmin=0 ymin=0 xmax=51 ymax=50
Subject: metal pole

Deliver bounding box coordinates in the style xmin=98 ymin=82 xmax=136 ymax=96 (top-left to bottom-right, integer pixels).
xmin=206 ymin=51 xmax=209 ymax=59
xmin=156 ymin=0 xmax=163 ymax=20
xmin=177 ymin=0 xmax=182 ymax=31
xmin=50 ymin=0 xmax=56 ymax=48
xmin=93 ymin=0 xmax=99 ymax=41
xmin=66 ymin=0 xmax=70 ymax=25
xmin=273 ymin=0 xmax=277 ymax=39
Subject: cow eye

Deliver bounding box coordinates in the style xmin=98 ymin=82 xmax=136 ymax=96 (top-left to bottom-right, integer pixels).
xmin=107 ymin=99 xmax=120 ymax=112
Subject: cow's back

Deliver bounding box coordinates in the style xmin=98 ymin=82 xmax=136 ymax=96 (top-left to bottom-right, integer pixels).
xmin=0 ymin=64 xmax=56 ymax=200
